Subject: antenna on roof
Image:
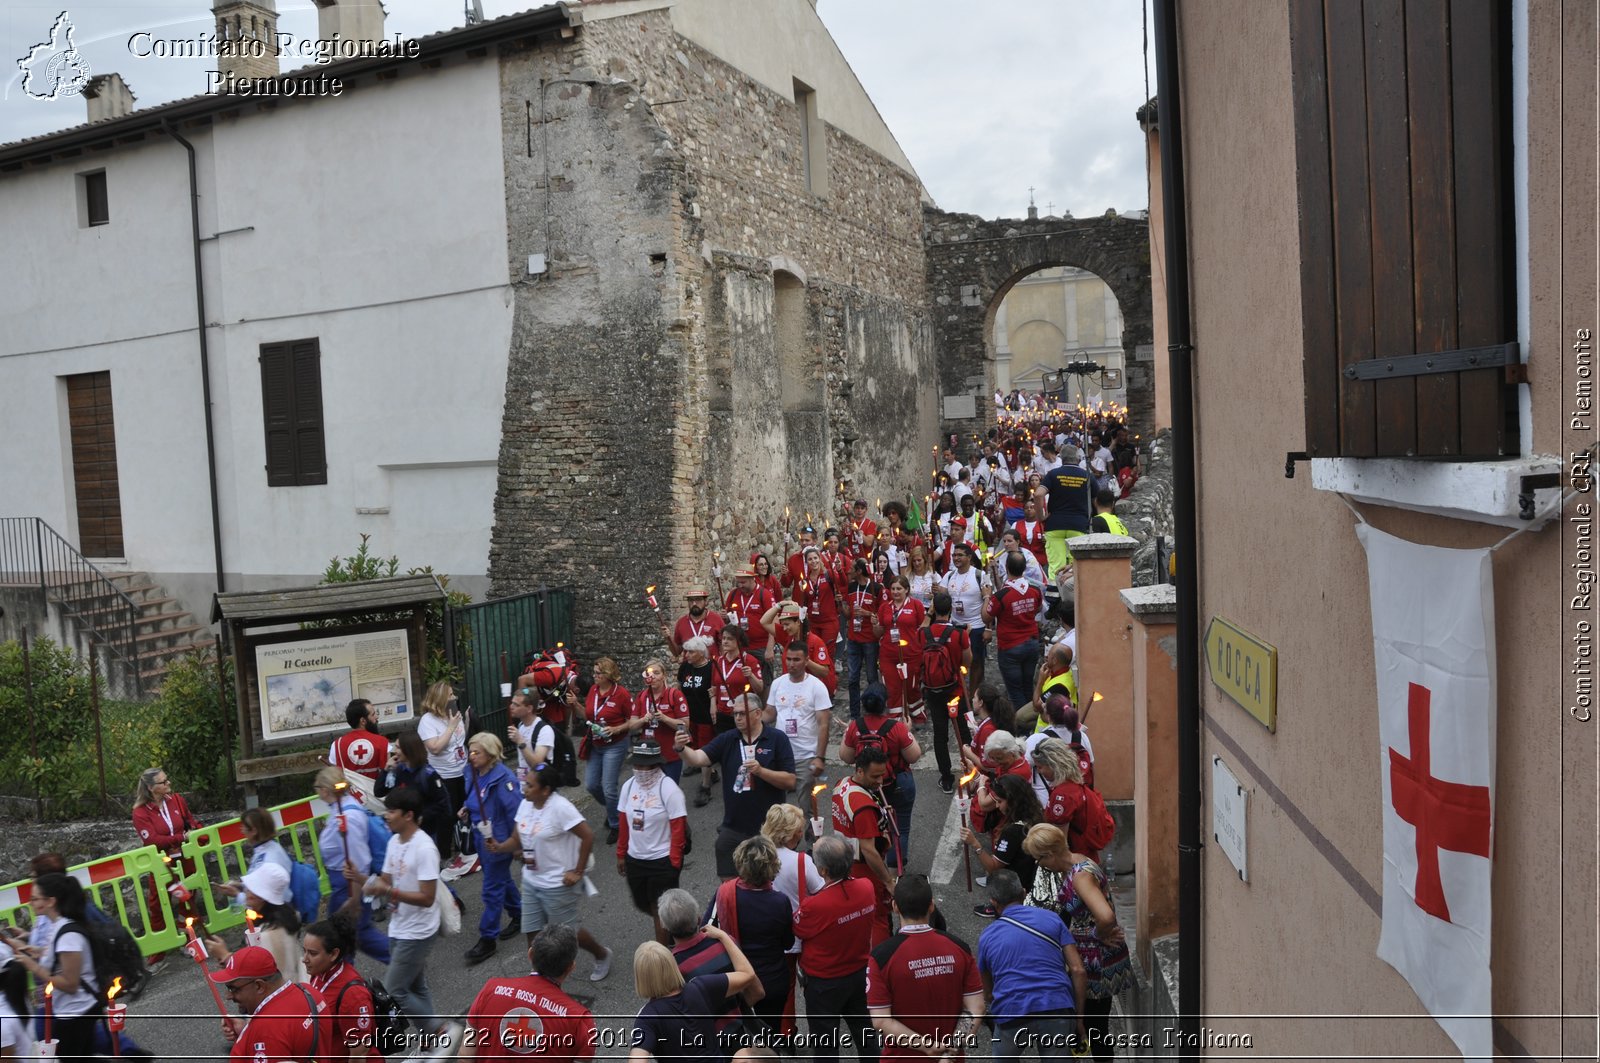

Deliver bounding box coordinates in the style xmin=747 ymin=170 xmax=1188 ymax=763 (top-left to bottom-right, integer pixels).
xmin=465 ymin=0 xmax=484 ymax=25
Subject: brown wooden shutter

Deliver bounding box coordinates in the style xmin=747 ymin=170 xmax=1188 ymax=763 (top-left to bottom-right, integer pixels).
xmin=259 ymin=339 xmax=326 ymax=486
xmin=1289 ymin=0 xmax=1516 ymax=459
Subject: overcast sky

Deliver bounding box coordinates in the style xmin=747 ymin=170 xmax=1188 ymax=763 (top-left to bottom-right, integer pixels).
xmin=3 ymin=0 xmax=1150 ymax=219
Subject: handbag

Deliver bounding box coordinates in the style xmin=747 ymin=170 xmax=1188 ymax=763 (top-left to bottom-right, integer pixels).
xmin=434 ymin=881 xmax=462 ymax=936
xmin=1025 ymin=864 xmax=1063 ymax=913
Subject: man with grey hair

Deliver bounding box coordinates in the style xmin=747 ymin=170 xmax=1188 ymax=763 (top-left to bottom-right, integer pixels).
xmin=977 ymin=869 xmax=1088 ymax=1060
xmin=1040 ymin=442 xmax=1092 ymax=580
xmin=795 ymin=836 xmax=879 ymax=1063
xmin=676 ymin=691 xmax=796 ymax=877
xmin=660 ymin=887 xmax=760 ymax=1040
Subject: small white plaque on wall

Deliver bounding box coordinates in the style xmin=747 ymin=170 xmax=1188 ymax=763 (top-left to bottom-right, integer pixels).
xmin=1212 ymin=755 xmax=1248 ymax=881
xmin=943 ymin=394 xmax=977 ymax=420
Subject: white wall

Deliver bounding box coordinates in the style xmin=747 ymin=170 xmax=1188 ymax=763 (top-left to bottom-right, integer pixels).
xmin=0 ymin=57 xmax=512 ymax=601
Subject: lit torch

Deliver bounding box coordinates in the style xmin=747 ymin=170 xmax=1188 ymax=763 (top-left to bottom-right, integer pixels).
xmin=645 ymin=585 xmax=660 ymax=612
xmin=957 ymin=768 xmax=980 ymax=892
xmin=244 ymin=908 xmax=262 ymax=948
xmin=105 ymin=977 xmax=126 ymax=1055
xmin=185 ymin=916 xmax=230 ymax=1018
xmin=42 ymin=982 xmax=53 ymax=1047
xmin=1083 ymin=690 xmax=1104 ymax=723
xmin=810 ymin=782 xmax=829 ymax=840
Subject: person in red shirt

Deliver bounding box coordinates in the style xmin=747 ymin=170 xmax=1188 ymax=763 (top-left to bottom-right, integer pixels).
xmin=794 ymin=836 xmax=880 ymax=1063
xmin=751 ymin=553 xmax=785 ymax=604
xmin=132 ymin=766 xmax=202 ymax=938
xmin=781 ymin=527 xmax=818 ymax=594
xmin=569 ymin=656 xmax=632 ymax=846
xmin=867 ymin=876 xmax=984 ymax=1061
xmin=1012 ymin=496 xmax=1048 ymax=572
xmin=821 ymin=528 xmax=853 ymax=593
xmin=794 ymin=548 xmax=843 ymax=648
xmin=761 ymin=600 xmax=838 ymax=696
xmin=210 ymin=945 xmax=333 ymax=1063
xmin=873 ymin=575 xmax=926 ymax=718
xmin=984 ymin=551 xmax=1045 ymax=715
xmin=464 ymin=925 xmax=597 ymax=1062
xmin=725 ymin=569 xmax=777 ymax=682
xmin=628 ymin=660 xmax=691 ymax=784
xmin=328 ymin=699 xmax=390 ymax=781
xmin=711 ymin=625 xmax=766 ymax=733
xmin=843 ymin=559 xmax=883 ymax=723
xmin=304 ymin=913 xmax=386 ymax=1061
xmin=845 ymin=500 xmax=879 ymax=557
xmin=831 ymin=748 xmax=897 ymax=947
xmin=665 ymin=588 xmax=724 ymax=658
xmin=840 ymin=687 xmax=922 ymax=874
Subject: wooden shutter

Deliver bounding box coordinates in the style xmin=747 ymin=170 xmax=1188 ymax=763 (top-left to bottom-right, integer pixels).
xmin=1290 ymin=0 xmax=1516 ymax=459
xmin=259 ymin=339 xmax=327 ymax=486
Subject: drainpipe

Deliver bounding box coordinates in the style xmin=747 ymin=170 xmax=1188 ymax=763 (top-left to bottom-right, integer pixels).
xmin=1152 ymin=1 xmax=1202 ymax=1056
xmin=164 ymin=122 xmax=226 ymax=598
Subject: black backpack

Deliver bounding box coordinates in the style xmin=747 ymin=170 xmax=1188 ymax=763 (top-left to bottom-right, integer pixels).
xmin=56 ymin=917 xmax=145 ymax=1004
xmin=335 ymin=973 xmax=411 ymax=1054
xmin=534 ymin=718 xmax=580 ymax=788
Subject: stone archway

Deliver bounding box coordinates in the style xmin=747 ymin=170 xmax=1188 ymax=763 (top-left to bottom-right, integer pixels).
xmin=923 ymin=207 xmax=1152 ymax=443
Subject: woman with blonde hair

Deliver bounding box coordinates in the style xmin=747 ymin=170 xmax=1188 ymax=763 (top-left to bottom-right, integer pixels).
xmin=1021 ymin=823 xmax=1133 ymax=1061
xmin=629 ymin=927 xmax=760 ymax=1061
xmin=131 ymin=766 xmax=202 ymax=952
xmin=460 ymin=732 xmax=523 ymax=964
xmin=416 ymin=681 xmax=469 ymax=866
xmin=570 ymin=656 xmax=632 ymax=845
xmin=312 ymin=766 xmax=391 ymax=961
xmin=760 ymin=803 xmax=822 ymax=1040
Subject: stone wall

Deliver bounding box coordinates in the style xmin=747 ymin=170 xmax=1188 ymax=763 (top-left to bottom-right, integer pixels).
xmin=1115 ymin=428 xmax=1175 ymax=586
xmin=924 ymin=207 xmax=1154 ymax=443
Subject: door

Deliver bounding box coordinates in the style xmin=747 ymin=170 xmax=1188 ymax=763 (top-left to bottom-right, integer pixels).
xmin=65 ymin=371 xmax=124 ymax=558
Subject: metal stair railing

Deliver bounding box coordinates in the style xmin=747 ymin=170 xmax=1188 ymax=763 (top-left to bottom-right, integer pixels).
xmin=0 ymin=516 xmax=145 ymax=698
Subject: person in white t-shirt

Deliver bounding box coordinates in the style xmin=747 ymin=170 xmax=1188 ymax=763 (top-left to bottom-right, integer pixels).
xmin=506 ymin=688 xmax=555 ymax=783
xmin=491 ymin=761 xmax=613 ymax=980
xmin=349 ymin=787 xmax=460 ymax=1054
xmin=14 ymin=874 xmax=97 ymax=1058
xmin=615 ymin=740 xmax=688 ymax=947
xmin=416 ymin=681 xmax=469 ymax=867
xmin=765 ymin=641 xmax=833 ymax=810
xmin=0 ymin=945 xmax=33 ymax=1059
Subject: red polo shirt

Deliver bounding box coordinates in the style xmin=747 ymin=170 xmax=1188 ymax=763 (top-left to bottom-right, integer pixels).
xmin=229 ymin=982 xmax=333 ymax=1063
xmin=632 ymin=686 xmax=689 ymax=763
xmin=866 ymin=925 xmax=982 ymax=1060
xmin=794 ymin=877 xmax=878 ymax=978
xmin=465 ymin=975 xmax=597 ymax=1062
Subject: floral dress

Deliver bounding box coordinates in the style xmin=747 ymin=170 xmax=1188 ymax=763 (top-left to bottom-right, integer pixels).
xmin=1058 ymin=859 xmax=1136 ymax=999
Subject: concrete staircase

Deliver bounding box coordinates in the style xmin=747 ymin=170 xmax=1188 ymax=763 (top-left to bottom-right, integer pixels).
xmin=54 ymin=571 xmax=216 ymax=691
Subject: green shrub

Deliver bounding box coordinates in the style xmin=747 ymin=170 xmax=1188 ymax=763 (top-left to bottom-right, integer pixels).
xmin=0 ymin=636 xmax=95 ymax=749
xmin=153 ymin=649 xmax=235 ymax=802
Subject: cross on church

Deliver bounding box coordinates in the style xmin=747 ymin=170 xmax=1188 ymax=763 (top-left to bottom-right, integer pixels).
xmin=1046 ymin=202 xmax=1055 ymax=216
xmin=1028 ymin=186 xmax=1035 ymax=206
xmin=1388 ymin=682 xmax=1491 ymax=923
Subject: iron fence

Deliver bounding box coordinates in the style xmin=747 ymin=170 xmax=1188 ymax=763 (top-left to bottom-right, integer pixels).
xmin=443 ymin=587 xmax=575 ymax=738
xmin=0 ymin=516 xmax=144 ymax=698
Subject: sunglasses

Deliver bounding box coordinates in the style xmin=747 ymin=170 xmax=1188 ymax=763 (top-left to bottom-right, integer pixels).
xmin=223 ymin=978 xmax=262 ymax=996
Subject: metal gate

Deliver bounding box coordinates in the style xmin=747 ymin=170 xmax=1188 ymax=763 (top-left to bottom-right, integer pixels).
xmin=442 ymin=587 xmax=574 ymax=738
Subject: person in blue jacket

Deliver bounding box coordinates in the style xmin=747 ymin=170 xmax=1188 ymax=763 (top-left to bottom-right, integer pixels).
xmin=461 ymin=733 xmax=524 ymax=964
xmin=313 ymin=766 xmax=391 ymax=963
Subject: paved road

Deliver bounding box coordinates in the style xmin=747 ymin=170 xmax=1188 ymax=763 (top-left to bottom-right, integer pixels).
xmin=133 ymin=718 xmax=1011 ymax=1061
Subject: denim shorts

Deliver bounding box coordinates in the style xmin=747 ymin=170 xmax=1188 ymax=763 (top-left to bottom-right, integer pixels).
xmin=520 ymin=876 xmax=582 ymax=933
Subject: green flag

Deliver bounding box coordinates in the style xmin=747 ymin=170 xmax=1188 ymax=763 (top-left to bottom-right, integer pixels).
xmin=907 ymin=496 xmax=924 ymax=532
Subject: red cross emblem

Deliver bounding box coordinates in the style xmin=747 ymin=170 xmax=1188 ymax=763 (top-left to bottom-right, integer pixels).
xmin=499 ymin=1007 xmax=543 ymax=1054
xmin=348 ymin=738 xmax=374 ymax=766
xmin=1388 ymin=683 xmax=1491 ymax=923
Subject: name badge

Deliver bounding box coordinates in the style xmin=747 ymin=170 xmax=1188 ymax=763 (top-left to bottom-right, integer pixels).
xmin=784 ymin=717 xmax=799 ymax=735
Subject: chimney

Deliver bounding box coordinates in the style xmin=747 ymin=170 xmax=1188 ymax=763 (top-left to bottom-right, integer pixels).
xmin=314 ymin=0 xmax=386 ymax=45
xmin=83 ymin=73 xmax=135 ymax=123
xmin=211 ymin=0 xmax=280 ymax=83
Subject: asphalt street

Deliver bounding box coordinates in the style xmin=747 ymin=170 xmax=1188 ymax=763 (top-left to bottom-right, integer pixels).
xmin=130 ymin=713 xmax=1011 ymax=1061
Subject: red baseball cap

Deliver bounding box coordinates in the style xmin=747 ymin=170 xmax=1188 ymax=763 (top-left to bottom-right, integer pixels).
xmin=208 ymin=945 xmax=279 ymax=982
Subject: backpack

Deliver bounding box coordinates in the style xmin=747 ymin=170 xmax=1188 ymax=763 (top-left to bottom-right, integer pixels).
xmin=854 ymin=718 xmax=908 ymax=779
xmin=533 ymin=719 xmax=580 ymax=788
xmin=289 ymin=860 xmax=322 ymax=924
xmin=1039 ymin=725 xmax=1095 ymax=791
xmin=363 ymin=810 xmax=392 ymax=873
xmin=1074 ymin=785 xmax=1116 ymax=853
xmin=335 ymin=972 xmax=410 ymax=1055
xmin=920 ymin=624 xmax=960 ymax=689
xmin=56 ymin=918 xmax=145 ymax=1004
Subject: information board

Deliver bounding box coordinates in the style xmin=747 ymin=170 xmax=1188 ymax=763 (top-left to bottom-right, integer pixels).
xmin=255 ymin=628 xmax=414 ymax=741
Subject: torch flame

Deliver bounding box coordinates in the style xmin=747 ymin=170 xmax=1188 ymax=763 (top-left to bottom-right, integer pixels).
xmin=947 ymin=695 xmax=961 ymax=711
xmin=245 ymin=909 xmax=260 ymax=922
xmin=1092 ymin=691 xmax=1104 ymax=703
xmin=185 ymin=916 xmax=195 ymax=929
xmin=646 ymin=585 xmax=656 ymax=594
xmin=810 ymin=783 xmax=828 ymax=797
xmin=959 ymin=769 xmax=979 ymax=788
xmin=106 ymin=977 xmax=123 ymax=1002
xmin=960 ymin=666 xmax=969 ymax=675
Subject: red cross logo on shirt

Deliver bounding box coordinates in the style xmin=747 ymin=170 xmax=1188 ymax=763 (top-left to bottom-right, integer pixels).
xmin=499 ymin=1007 xmax=543 ymax=1053
xmin=348 ymin=738 xmax=374 ymax=766
xmin=1387 ymin=682 xmax=1491 ymax=923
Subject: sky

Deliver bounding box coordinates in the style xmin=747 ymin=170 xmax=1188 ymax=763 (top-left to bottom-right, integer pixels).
xmin=2 ymin=0 xmax=1152 ymax=221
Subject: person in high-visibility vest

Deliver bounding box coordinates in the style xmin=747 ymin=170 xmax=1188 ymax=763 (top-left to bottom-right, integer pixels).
xmin=1090 ymin=488 xmax=1129 ymax=536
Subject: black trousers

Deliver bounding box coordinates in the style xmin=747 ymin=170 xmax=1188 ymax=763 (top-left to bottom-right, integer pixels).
xmin=1081 ymin=995 xmax=1116 ymax=1060
xmin=802 ymin=969 xmax=878 ymax=1063
xmin=926 ymin=684 xmax=973 ymax=785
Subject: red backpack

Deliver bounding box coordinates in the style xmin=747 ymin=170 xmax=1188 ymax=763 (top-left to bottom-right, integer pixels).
xmin=1074 ymin=785 xmax=1116 ymax=853
xmin=854 ymin=717 xmax=908 ymax=777
xmin=920 ymin=624 xmax=961 ymax=689
xmin=1040 ymin=724 xmax=1095 ymax=791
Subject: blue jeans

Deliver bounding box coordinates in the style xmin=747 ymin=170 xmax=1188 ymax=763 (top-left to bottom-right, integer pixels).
xmin=888 ymin=771 xmax=915 ymax=873
xmin=387 ymin=935 xmax=443 ymax=1034
xmin=585 ymin=739 xmax=627 ymax=829
xmin=846 ymin=640 xmax=879 ymax=720
xmin=991 ymin=1011 xmax=1079 ymax=1062
xmin=997 ymin=638 xmax=1041 ymax=713
xmin=327 ymin=880 xmax=391 ymax=963
xmin=663 ymin=759 xmax=683 ymax=785
xmin=476 ymin=852 xmax=522 ymax=939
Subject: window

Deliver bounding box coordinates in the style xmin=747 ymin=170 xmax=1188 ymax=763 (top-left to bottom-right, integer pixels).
xmin=793 ymin=78 xmax=828 ymax=196
xmin=1289 ymin=0 xmax=1517 ymax=458
xmin=259 ymin=339 xmax=327 ymax=486
xmin=79 ymin=169 xmax=108 ymax=227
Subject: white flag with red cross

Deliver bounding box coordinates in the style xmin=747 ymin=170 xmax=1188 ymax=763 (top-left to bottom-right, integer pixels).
xmin=1357 ymin=524 xmax=1495 ymax=1062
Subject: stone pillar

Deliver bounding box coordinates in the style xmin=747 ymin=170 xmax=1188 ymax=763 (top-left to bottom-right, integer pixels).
xmin=1068 ymin=533 xmax=1138 ymax=801
xmin=1121 ymin=584 xmax=1178 ymax=974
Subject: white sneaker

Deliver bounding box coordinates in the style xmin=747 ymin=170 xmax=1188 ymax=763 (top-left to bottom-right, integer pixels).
xmin=427 ymin=1021 xmax=463 ymax=1059
xmin=590 ymin=947 xmax=613 ymax=981
xmin=974 ymin=874 xmax=989 ymax=888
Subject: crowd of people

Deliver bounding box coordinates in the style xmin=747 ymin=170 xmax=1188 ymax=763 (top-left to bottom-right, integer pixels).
xmin=4 ymin=399 xmax=1142 ymax=1062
